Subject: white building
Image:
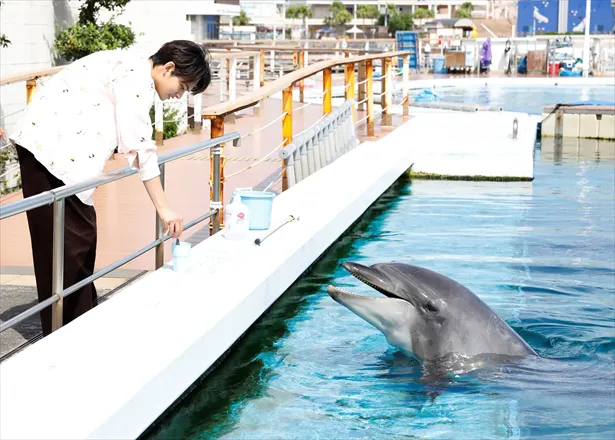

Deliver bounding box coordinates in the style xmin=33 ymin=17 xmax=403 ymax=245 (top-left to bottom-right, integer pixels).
xmin=239 ymin=1 xmax=517 ymax=39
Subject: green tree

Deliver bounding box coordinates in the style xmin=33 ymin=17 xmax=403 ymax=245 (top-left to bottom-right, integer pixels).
xmin=375 ymin=3 xmax=413 ymax=34
xmin=387 ymin=13 xmax=414 ymax=34
xmin=232 ymin=9 xmax=251 ymax=26
xmin=296 ymin=4 xmax=313 ymax=38
xmin=78 ymin=0 xmax=131 ymax=23
xmin=149 ymin=106 xmax=182 ymax=140
xmin=327 ymin=1 xmax=352 ymax=33
xmin=285 ymin=5 xmax=299 ymax=24
xmin=357 ymin=4 xmax=380 ymax=27
xmin=54 ymin=0 xmax=135 ymax=62
xmin=455 ymin=8 xmax=472 ymax=19
xmin=461 ymin=2 xmax=474 ymax=12
xmin=413 ymin=8 xmax=435 ymax=20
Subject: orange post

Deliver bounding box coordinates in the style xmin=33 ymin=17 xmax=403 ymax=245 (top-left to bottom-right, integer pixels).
xmin=26 ymin=79 xmax=37 ymax=104
xmin=282 ymin=87 xmax=293 ymax=191
xmin=323 ymin=67 xmax=332 ymax=115
xmin=366 ymin=60 xmax=374 ymax=137
xmin=210 ymin=116 xmax=226 ymax=233
xmin=382 ymin=57 xmax=392 ymax=126
xmin=344 ymin=62 xmax=356 ymax=122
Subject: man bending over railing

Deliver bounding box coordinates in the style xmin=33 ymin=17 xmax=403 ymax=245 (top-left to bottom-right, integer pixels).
xmin=7 ymin=40 xmax=212 ymax=336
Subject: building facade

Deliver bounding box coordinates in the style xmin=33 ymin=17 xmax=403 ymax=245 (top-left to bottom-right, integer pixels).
xmin=517 ymin=0 xmax=614 ymax=36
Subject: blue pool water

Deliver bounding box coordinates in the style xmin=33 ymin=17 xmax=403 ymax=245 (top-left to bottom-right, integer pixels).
xmin=146 ymin=89 xmax=615 ymax=439
xmin=407 ymin=84 xmax=615 ymax=114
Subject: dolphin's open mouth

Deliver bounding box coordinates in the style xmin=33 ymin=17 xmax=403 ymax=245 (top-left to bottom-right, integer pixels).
xmin=327 ymin=262 xmax=400 ymax=301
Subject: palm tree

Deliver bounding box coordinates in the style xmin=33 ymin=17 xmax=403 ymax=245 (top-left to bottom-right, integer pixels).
xmin=357 ymin=4 xmax=379 ymax=28
xmin=296 ymin=5 xmax=313 ymax=39
xmin=232 ymin=9 xmax=251 ymax=26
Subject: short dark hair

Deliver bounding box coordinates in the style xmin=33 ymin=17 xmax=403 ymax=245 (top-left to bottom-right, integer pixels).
xmin=150 ymin=40 xmax=211 ymax=94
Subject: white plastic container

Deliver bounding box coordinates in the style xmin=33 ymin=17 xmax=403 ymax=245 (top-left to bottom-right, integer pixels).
xmin=224 ymin=193 xmax=250 ymax=240
xmin=172 ymin=241 xmax=192 ymax=273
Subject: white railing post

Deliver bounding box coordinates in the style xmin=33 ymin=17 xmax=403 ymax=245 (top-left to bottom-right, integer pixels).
xmin=304 ymin=41 xmax=309 ymax=66
xmin=219 ymin=61 xmax=227 ymax=103
xmin=270 ymin=50 xmax=276 ymax=73
xmin=229 ymin=58 xmax=237 ymax=102
xmin=193 ymin=93 xmax=202 ymax=132
xmin=155 ymin=96 xmax=163 ymax=146
xmin=253 ymin=52 xmax=261 ymax=116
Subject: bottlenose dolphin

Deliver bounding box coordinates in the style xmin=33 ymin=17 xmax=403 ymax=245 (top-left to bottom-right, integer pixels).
xmin=327 ymin=262 xmax=537 ymax=367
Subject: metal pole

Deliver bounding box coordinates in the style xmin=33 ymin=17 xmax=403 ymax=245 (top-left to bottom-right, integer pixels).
xmin=155 ymin=163 xmax=165 ymax=269
xmin=582 ymin=0 xmax=592 ymax=77
xmin=51 ymin=198 xmax=65 ymax=332
xmin=212 ymin=145 xmax=221 ymax=234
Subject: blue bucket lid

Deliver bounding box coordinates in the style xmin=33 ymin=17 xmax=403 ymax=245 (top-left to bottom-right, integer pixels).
xmin=238 ymin=190 xmax=276 ymax=199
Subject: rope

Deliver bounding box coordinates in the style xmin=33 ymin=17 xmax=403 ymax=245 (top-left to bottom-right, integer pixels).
xmin=241 ymin=111 xmax=288 ymax=139
xmin=356 ymin=78 xmax=369 ymax=86
xmin=225 ymin=139 xmax=286 ymax=179
xmin=293 ymin=103 xmax=311 ymax=113
xmin=293 ymin=113 xmax=327 ymax=138
xmin=354 ymin=114 xmax=370 ymax=125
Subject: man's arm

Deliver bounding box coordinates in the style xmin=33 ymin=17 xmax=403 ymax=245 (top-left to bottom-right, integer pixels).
xmin=143 ymin=176 xmax=184 ymax=238
xmin=111 ymin=62 xmax=184 ymax=238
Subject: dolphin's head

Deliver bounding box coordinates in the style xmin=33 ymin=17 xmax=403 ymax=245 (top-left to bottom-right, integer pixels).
xmin=327 ymin=262 xmax=535 ymax=362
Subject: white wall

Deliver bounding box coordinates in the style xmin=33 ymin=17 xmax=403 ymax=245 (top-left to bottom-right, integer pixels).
xmin=0 ymin=0 xmax=79 ymax=135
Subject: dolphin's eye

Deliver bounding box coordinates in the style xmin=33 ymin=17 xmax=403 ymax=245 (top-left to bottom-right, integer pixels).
xmin=424 ymin=303 xmax=439 ymax=313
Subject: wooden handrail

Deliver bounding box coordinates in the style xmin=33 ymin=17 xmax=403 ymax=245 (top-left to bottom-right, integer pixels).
xmin=202 ymin=50 xmax=407 ymax=118
xmin=0 ymin=51 xmax=259 ymax=87
xmin=0 ymin=66 xmax=64 ymax=86
xmin=209 ymin=45 xmax=361 ymax=54
xmin=202 ymin=38 xmax=396 ymax=46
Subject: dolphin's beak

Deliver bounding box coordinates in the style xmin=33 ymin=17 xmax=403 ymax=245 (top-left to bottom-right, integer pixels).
xmin=327 ymin=285 xmax=413 ymax=335
xmin=341 ymin=262 xmax=396 ymax=298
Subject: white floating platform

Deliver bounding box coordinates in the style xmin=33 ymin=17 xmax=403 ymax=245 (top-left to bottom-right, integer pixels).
xmin=541 ymin=105 xmax=615 ymax=140
xmin=392 ymin=110 xmax=539 ymax=180
xmin=0 ymin=110 xmax=539 ymax=440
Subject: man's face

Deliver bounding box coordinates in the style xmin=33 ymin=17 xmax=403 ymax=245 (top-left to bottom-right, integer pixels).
xmin=153 ymin=62 xmax=194 ymax=101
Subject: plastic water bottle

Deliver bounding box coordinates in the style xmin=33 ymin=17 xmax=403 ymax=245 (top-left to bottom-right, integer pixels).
xmin=172 ymin=241 xmax=192 ymax=273
xmin=224 ymin=194 xmax=250 ymax=240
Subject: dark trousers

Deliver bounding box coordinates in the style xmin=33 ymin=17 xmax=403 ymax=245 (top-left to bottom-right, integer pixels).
xmin=16 ymin=145 xmax=98 ymax=336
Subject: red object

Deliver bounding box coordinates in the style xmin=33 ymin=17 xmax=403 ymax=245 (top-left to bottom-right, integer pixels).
xmin=548 ymin=61 xmax=561 ymax=76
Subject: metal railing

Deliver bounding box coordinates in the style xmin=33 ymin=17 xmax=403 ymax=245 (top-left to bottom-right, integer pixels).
xmin=0 ymin=132 xmax=240 ymax=334
xmin=280 ymin=100 xmax=357 ymax=188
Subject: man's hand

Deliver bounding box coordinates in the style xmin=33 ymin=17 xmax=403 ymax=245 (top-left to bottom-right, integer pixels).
xmin=142 ymin=176 xmax=184 ymax=238
xmin=158 ymin=207 xmax=184 ymax=238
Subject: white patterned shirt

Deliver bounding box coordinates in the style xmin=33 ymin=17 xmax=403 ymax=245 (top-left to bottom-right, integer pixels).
xmin=10 ymin=49 xmax=160 ymax=206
